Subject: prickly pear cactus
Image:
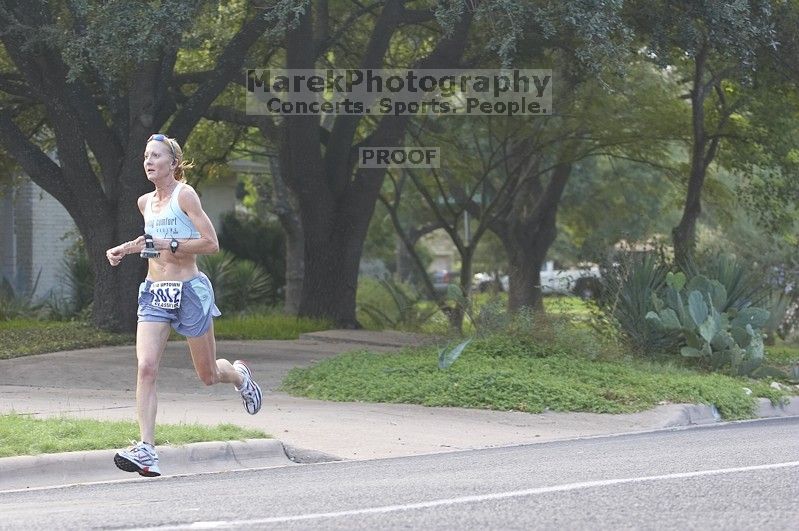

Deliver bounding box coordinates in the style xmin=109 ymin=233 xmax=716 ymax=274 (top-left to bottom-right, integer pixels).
xmin=646 ymin=274 xmax=769 ymax=376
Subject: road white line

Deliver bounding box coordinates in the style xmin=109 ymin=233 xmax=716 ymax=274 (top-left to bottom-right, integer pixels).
xmin=138 ymin=460 xmax=799 ymax=529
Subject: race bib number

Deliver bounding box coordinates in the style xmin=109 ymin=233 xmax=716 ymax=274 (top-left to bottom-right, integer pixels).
xmin=149 ymin=281 xmax=182 ymax=309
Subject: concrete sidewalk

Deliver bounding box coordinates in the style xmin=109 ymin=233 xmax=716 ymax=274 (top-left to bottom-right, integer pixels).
xmin=1 ymin=330 xmax=797 ymax=491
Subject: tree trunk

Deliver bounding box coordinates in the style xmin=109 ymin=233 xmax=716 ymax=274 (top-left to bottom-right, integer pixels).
xmin=505 ymin=244 xmax=545 ymax=313
xmin=82 ymin=150 xmax=157 ymax=331
xmin=299 ymin=207 xmax=373 ymax=327
xmin=673 ymin=40 xmax=713 ymax=271
xmin=503 ymin=162 xmax=573 ymax=313
xmin=271 ymin=158 xmax=304 ymax=315
xmin=89 ymin=235 xmax=148 ymax=332
xmin=449 ymin=249 xmax=475 ymax=332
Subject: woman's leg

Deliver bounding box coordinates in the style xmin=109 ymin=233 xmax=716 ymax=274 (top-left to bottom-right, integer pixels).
xmin=136 ymin=321 xmax=171 ymax=444
xmin=185 ymin=320 xmax=241 ymax=386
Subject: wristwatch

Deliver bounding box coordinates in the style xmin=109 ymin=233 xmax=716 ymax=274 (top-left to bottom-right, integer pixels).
xmin=170 ymin=238 xmax=179 ymax=254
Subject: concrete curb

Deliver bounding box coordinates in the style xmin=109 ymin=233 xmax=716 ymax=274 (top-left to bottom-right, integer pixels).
xmin=653 ymin=398 xmax=799 ymax=427
xmin=756 ymin=396 xmax=799 ymax=418
xmin=0 ymin=439 xmax=300 ymax=492
xmin=283 ymin=444 xmax=344 ymax=464
xmin=658 ymin=403 xmax=722 ymax=427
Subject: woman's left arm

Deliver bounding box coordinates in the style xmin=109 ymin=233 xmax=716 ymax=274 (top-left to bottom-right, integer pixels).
xmin=157 ymin=186 xmax=219 ymax=255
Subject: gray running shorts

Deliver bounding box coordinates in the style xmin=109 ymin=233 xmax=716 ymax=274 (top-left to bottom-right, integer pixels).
xmin=137 ymin=273 xmax=221 ymax=337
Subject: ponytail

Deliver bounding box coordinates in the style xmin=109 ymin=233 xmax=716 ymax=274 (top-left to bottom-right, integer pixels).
xmin=164 ymin=137 xmax=194 ymax=183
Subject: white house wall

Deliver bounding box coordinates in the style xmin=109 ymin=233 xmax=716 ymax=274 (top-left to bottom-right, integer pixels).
xmin=24 ymin=179 xmax=78 ymax=300
xmin=198 ymin=182 xmax=235 ymax=231
xmin=0 ymin=191 xmax=17 ymax=291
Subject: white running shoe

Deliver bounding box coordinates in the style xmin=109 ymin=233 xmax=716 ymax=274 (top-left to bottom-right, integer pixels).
xmin=234 ymin=360 xmax=262 ymax=415
xmin=114 ymin=441 xmax=161 ymax=477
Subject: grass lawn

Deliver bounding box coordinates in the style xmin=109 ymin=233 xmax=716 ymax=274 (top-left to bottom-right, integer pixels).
xmin=409 ymin=294 xmax=594 ymax=335
xmin=0 ymin=414 xmax=269 ymax=458
xmin=765 ymin=344 xmax=799 ymax=379
xmin=283 ymin=334 xmax=793 ymax=420
xmin=765 ymin=344 xmax=799 ymax=364
xmin=0 ymin=313 xmax=330 ymax=359
xmin=0 ymin=320 xmax=134 ymax=360
xmin=213 ymin=313 xmax=330 ymax=340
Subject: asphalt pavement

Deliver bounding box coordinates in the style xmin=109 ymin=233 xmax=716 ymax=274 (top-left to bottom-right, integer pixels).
xmin=0 ymin=329 xmax=797 ymax=492
xmin=2 ymin=417 xmax=797 ymax=530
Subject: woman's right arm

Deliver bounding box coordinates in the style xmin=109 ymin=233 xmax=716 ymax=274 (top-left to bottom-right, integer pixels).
xmin=106 ymin=236 xmax=146 ymax=266
xmin=107 ymin=194 xmax=150 ymax=266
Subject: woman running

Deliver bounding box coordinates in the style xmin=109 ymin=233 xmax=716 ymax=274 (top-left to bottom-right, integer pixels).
xmin=105 ymin=133 xmax=262 ymax=477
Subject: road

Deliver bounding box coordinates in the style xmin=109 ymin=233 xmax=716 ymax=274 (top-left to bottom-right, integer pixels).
xmin=1 ymin=417 xmax=797 ymax=530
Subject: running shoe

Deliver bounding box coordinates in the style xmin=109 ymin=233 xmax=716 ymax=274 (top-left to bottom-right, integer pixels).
xmin=114 ymin=441 xmax=161 ymax=477
xmin=233 ymin=360 xmax=262 ymax=415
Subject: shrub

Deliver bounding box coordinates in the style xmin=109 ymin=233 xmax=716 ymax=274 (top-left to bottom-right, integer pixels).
xmin=357 ymin=276 xmax=440 ymax=331
xmin=218 ymin=212 xmax=285 ymax=300
xmin=198 ymin=251 xmax=274 ymax=313
xmin=46 ymin=237 xmax=95 ymax=321
xmin=0 ymin=274 xmax=43 ymax=321
xmin=596 ymin=252 xmax=775 ymax=376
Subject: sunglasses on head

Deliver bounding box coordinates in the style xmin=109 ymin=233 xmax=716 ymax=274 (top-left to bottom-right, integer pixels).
xmin=147 ymin=133 xmax=176 ymax=159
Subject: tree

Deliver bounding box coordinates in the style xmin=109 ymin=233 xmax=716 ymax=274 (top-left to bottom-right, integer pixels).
xmin=278 ymin=1 xmax=477 ymax=327
xmin=626 ymin=0 xmax=777 ymax=268
xmin=0 ymin=0 xmax=274 ymax=331
xmin=555 ymin=155 xmax=680 ymax=264
xmin=726 ymin=1 xmax=799 ymax=240
xmin=380 ymin=116 xmax=511 ymax=330
xmin=211 ymin=0 xmax=652 ymax=325
xmin=202 ymin=102 xmax=305 ymax=314
xmin=464 ymin=59 xmax=683 ymax=312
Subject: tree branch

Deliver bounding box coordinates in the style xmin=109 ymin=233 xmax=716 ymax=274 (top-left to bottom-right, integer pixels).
xmin=0 ymin=110 xmax=71 ymax=207
xmin=168 ymin=12 xmax=273 ymax=142
xmin=314 ymin=1 xmax=385 ymax=58
xmin=204 ymin=104 xmax=280 ymax=140
xmin=325 ymin=0 xmax=405 ymax=195
xmin=400 ymin=8 xmax=434 ymax=25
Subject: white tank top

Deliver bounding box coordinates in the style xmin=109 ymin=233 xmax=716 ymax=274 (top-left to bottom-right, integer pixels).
xmin=143 ymin=182 xmax=201 ymax=239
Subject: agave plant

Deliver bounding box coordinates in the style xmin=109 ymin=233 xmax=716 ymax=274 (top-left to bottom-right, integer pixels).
xmin=58 ymin=239 xmax=95 ymax=317
xmin=698 ymin=253 xmax=769 ymax=312
xmin=222 ymin=260 xmax=273 ymax=313
xmin=197 ymin=251 xmax=236 ymax=291
xmin=198 ymin=251 xmax=273 ymax=313
xmin=0 ymin=272 xmax=43 ymax=320
xmin=358 ymin=277 xmax=439 ymax=330
xmin=596 ymin=252 xmax=679 ymax=355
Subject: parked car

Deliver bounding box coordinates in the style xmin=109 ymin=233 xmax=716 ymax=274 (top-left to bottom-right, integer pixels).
xmin=540 ymin=261 xmax=601 ymax=297
xmin=473 ymin=272 xmax=506 ymax=292
xmin=473 ymin=261 xmax=601 ymax=298
xmin=430 ymin=270 xmax=459 ymax=294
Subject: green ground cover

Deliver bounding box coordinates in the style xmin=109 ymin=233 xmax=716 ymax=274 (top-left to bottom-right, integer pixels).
xmin=0 ymin=414 xmax=268 ymax=458
xmin=283 ymin=334 xmax=792 ymax=420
